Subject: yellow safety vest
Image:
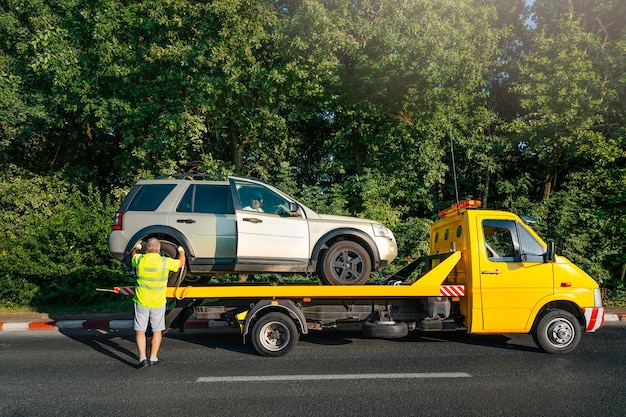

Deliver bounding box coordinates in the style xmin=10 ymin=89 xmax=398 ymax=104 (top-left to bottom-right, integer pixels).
xmin=131 ymin=253 xmax=180 ymax=308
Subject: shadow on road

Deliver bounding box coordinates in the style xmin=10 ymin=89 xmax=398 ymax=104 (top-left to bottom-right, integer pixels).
xmin=47 ymin=312 xmax=139 ymax=368
xmin=300 ymin=326 xmax=543 ymax=353
xmin=49 ymin=318 xmax=542 ymax=363
xmin=165 ymin=324 xmax=545 ymax=355
xmin=163 ymin=327 xmax=256 ymax=355
xmin=56 ymin=329 xmax=139 ymax=367
xmin=400 ymin=331 xmax=543 ymax=353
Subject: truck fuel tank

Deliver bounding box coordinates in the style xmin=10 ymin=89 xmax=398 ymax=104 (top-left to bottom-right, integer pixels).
xmin=425 ymin=296 xmax=451 ymax=319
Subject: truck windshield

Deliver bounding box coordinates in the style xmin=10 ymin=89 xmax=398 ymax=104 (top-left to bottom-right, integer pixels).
xmin=518 ymin=226 xmax=545 ymax=262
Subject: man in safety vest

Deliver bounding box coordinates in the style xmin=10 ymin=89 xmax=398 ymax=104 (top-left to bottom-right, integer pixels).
xmin=130 ymin=237 xmax=186 ymax=369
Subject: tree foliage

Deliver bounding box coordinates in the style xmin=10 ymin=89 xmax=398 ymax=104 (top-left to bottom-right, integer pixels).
xmin=1 ymin=0 xmax=625 ymax=308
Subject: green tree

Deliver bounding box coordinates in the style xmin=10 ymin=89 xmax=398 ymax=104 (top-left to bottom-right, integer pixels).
xmin=300 ymin=0 xmax=504 ymax=218
xmin=509 ymin=3 xmax=613 ymax=200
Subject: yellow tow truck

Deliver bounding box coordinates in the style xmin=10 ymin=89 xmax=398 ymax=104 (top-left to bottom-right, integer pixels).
xmin=157 ymin=200 xmax=604 ymax=356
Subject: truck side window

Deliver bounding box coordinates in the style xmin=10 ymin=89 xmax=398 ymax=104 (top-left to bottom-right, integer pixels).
xmin=518 ymin=226 xmax=545 ymax=263
xmin=483 ymin=220 xmax=517 ymax=262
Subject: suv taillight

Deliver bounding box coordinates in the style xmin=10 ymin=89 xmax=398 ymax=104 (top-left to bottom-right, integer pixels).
xmin=112 ymin=212 xmax=124 ymax=230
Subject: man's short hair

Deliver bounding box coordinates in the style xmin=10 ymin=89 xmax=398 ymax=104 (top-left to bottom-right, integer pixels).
xmin=146 ymin=238 xmax=161 ymax=253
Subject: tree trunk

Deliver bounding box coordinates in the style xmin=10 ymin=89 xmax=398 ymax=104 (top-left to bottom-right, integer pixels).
xmin=482 ymin=173 xmax=490 ymax=209
xmin=229 ymin=121 xmax=243 ymax=173
xmin=543 ymin=171 xmax=554 ymax=200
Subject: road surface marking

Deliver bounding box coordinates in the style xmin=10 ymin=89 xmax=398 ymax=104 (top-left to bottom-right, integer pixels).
xmin=197 ymin=372 xmax=470 ymax=383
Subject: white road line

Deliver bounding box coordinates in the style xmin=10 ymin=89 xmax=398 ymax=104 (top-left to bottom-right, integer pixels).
xmin=197 ymin=372 xmax=470 ymax=383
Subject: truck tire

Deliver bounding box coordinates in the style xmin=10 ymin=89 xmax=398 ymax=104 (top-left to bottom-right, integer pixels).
xmin=321 ymin=241 xmax=372 ymax=285
xmin=362 ymin=321 xmax=408 ymax=339
xmin=532 ymin=309 xmax=582 ymax=354
xmin=251 ymin=312 xmax=299 ymax=357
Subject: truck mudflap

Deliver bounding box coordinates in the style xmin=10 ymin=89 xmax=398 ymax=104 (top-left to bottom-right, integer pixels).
xmin=582 ymin=307 xmax=605 ymax=332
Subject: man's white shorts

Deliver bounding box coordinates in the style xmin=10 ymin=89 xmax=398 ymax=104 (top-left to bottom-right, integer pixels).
xmin=134 ymin=303 xmax=166 ymax=332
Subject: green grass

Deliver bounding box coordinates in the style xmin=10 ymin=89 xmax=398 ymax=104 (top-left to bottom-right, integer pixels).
xmin=0 ymin=298 xmax=134 ymax=315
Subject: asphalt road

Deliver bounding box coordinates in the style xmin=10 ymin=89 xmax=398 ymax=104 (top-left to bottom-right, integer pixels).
xmin=2 ymin=323 xmax=626 ymax=417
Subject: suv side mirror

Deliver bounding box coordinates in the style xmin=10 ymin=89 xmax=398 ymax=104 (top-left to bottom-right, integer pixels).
xmin=545 ymin=241 xmax=556 ymax=262
xmin=285 ymin=202 xmax=301 ymax=217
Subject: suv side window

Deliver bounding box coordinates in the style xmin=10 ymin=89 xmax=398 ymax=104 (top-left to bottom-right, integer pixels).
xmin=233 ymin=180 xmax=291 ymax=215
xmin=177 ymin=184 xmax=234 ymax=214
xmin=126 ymin=184 xmax=176 ymax=211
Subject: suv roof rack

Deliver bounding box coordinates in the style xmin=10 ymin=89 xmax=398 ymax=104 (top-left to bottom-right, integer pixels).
xmin=155 ymin=173 xmax=226 ymax=180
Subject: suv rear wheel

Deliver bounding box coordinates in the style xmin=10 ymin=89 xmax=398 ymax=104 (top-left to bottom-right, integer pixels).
xmin=321 ymin=241 xmax=372 ymax=285
xmin=159 ymin=240 xmax=186 ymax=286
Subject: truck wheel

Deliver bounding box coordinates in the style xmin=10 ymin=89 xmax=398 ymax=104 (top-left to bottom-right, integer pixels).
xmin=251 ymin=312 xmax=299 ymax=357
xmin=362 ymin=321 xmax=408 ymax=339
xmin=532 ymin=309 xmax=582 ymax=354
xmin=321 ymin=241 xmax=372 ymax=285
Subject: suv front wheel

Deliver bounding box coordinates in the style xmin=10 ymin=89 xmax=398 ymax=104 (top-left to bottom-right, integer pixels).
xmin=321 ymin=241 xmax=372 ymax=285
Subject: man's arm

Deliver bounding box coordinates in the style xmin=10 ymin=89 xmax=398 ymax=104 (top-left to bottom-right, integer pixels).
xmin=131 ymin=243 xmax=142 ymax=256
xmin=129 ymin=243 xmax=142 ymax=266
xmin=177 ymin=246 xmax=186 ymax=269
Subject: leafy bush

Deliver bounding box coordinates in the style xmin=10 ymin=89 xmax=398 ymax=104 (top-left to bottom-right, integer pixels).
xmin=30 ymin=267 xmax=133 ymax=310
xmin=0 ymin=275 xmax=39 ymax=309
xmin=0 ymin=166 xmax=125 ymax=310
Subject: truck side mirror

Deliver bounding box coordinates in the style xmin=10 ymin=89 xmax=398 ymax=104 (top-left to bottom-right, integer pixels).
xmin=545 ymin=241 xmax=556 ymax=262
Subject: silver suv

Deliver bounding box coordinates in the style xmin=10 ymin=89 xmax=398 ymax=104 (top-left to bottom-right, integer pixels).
xmin=109 ymin=176 xmax=397 ymax=285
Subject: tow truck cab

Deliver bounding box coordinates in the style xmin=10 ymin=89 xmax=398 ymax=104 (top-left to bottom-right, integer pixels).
xmin=431 ymin=200 xmax=604 ymax=345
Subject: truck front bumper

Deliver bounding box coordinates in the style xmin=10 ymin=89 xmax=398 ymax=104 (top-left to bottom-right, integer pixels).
xmin=582 ymin=307 xmax=604 ymax=332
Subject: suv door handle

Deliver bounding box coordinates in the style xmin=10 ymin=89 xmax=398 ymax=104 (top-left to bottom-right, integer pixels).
xmin=482 ymin=270 xmax=501 ymax=275
xmin=243 ymin=217 xmax=263 ymax=224
xmin=177 ymin=219 xmax=196 ymax=224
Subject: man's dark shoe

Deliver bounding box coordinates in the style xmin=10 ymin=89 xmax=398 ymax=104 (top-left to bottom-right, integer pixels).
xmin=137 ymin=359 xmax=150 ymax=369
xmin=149 ymin=359 xmax=162 ymax=366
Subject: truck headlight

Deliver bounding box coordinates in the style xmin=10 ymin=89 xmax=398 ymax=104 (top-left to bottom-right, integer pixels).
xmin=372 ymin=224 xmax=394 ymax=239
xmin=594 ymin=288 xmax=602 ymax=308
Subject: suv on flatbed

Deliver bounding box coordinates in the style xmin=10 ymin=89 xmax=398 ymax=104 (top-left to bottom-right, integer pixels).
xmin=109 ymin=176 xmax=397 ymax=285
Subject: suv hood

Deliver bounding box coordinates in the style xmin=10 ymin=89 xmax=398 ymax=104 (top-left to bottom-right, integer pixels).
xmin=316 ymin=213 xmax=377 ymax=225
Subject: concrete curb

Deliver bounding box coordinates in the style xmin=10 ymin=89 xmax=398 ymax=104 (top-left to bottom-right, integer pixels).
xmin=0 ymin=315 xmax=623 ymax=331
xmin=0 ymin=319 xmax=216 ymax=331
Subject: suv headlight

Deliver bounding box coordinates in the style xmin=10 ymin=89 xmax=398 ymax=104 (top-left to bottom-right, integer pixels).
xmin=372 ymin=224 xmax=393 ymax=239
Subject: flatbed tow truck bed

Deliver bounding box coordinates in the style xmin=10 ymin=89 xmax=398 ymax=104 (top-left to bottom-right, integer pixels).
xmin=162 ymin=252 xmax=464 ymax=356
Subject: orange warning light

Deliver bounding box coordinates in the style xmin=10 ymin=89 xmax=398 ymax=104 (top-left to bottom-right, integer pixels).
xmin=438 ymin=200 xmax=482 ymax=217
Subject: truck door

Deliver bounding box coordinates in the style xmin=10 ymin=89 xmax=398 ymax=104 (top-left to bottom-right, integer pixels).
xmin=479 ymin=219 xmax=553 ymax=331
xmin=230 ymin=178 xmax=310 ymax=271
